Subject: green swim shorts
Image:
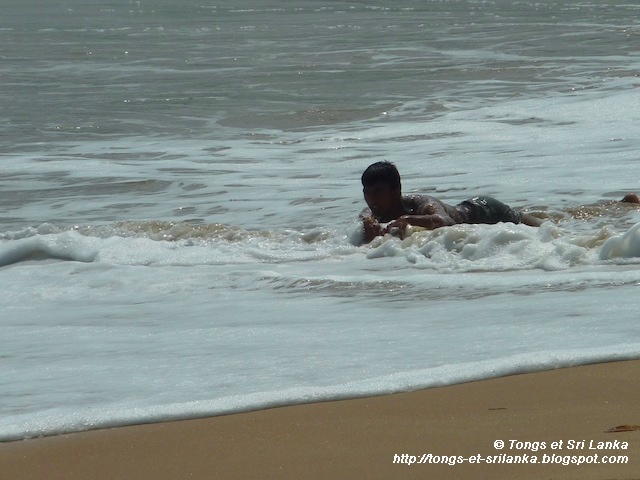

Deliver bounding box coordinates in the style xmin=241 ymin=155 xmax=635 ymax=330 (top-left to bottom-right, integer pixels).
xmin=457 ymin=196 xmax=522 ymax=224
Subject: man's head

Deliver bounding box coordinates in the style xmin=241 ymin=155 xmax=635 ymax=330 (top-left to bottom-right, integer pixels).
xmin=361 ymin=161 xmax=401 ymax=191
xmin=361 ymin=161 xmax=403 ymax=221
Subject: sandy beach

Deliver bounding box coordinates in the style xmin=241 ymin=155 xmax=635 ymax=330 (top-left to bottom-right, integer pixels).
xmin=1 ymin=360 xmax=638 ymax=480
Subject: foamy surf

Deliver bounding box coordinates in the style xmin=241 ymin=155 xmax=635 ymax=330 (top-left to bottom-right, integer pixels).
xmin=365 ymin=222 xmax=636 ymax=271
xmin=2 ymin=220 xmax=640 ymax=270
xmin=0 ymin=224 xmax=348 ymax=268
xmin=1 ymin=342 xmax=638 ymax=442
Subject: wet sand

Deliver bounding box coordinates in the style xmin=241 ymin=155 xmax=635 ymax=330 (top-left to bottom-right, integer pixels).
xmin=1 ymin=360 xmax=639 ymax=480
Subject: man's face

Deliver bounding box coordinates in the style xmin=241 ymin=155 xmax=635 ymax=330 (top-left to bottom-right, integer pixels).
xmin=363 ymin=182 xmax=399 ymax=221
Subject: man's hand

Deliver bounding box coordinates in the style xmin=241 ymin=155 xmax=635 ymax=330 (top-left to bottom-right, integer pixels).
xmin=362 ymin=216 xmax=384 ymax=242
xmin=384 ymin=215 xmax=411 ymax=236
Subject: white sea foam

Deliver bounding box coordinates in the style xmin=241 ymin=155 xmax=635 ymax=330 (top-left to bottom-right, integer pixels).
xmin=2 ymin=218 xmax=640 ymax=441
xmin=2 ymin=344 xmax=638 ymax=442
xmin=600 ymin=223 xmax=640 ymax=260
xmin=3 ymin=218 xmax=640 ymax=271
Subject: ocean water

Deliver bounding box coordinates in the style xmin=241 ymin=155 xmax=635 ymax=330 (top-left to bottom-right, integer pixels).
xmin=2 ymin=0 xmax=640 ymax=441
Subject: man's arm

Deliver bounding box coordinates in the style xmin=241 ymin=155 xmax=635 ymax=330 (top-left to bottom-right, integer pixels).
xmin=386 ymin=198 xmax=457 ymax=232
xmin=386 ymin=213 xmax=455 ymax=232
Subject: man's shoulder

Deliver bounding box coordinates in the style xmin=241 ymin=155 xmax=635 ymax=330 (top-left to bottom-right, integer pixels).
xmin=402 ymin=193 xmax=440 ymax=202
xmin=403 ymin=194 xmax=442 ymax=207
xmin=403 ymin=194 xmax=454 ymax=215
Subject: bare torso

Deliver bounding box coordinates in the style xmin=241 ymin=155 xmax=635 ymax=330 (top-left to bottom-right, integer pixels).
xmin=400 ymin=194 xmax=463 ymax=221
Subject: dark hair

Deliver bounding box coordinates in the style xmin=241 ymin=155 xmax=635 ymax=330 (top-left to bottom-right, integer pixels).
xmin=361 ymin=161 xmax=401 ymax=190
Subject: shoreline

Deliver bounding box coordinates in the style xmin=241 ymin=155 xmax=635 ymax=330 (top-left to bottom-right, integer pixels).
xmin=1 ymin=360 xmax=639 ymax=479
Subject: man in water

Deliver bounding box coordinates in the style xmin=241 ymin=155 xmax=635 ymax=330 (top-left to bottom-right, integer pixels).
xmin=359 ymin=161 xmax=639 ymax=244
